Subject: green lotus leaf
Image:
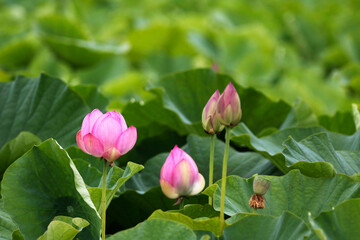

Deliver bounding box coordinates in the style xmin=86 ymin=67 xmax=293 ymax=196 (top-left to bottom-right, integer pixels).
xmin=223 ymin=211 xmax=310 ymax=239
xmin=212 ymin=170 xmax=360 ymax=224
xmin=1 ymin=139 xmax=101 ymax=239
xmin=149 ymin=210 xmax=221 ymax=237
xmin=312 ymin=198 xmax=360 ymax=239
xmin=37 ymin=216 xmax=89 ymax=240
xmin=0 ymin=131 xmax=41 ymax=180
xmin=107 ymin=219 xmax=197 ymax=240
xmin=0 ymin=74 xmax=90 ymax=149
xmin=283 ymin=132 xmax=360 ymax=176
xmin=0 ymin=199 xmax=18 ymax=240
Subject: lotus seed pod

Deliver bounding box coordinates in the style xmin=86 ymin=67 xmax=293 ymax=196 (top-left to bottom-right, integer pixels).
xmin=253 ymin=176 xmax=271 ymax=195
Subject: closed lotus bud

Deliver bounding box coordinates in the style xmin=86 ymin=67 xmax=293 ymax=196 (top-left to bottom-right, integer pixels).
xmin=249 ymin=176 xmax=271 ymax=209
xmin=202 ymin=90 xmax=225 ymax=134
xmin=76 ymin=109 xmax=137 ymax=166
xmin=160 ymin=146 xmax=205 ymax=201
xmin=216 ymin=82 xmax=242 ymax=127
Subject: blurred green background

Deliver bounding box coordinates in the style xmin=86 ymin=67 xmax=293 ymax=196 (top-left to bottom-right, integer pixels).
xmin=1 ymin=0 xmax=360 ymax=114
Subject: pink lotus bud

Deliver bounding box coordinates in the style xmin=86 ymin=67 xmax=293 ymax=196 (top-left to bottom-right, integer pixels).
xmin=211 ymin=63 xmax=219 ymax=73
xmin=76 ymin=109 xmax=137 ymax=166
xmin=202 ymin=90 xmax=224 ymax=134
xmin=160 ymin=146 xmax=205 ymax=199
xmin=216 ymin=82 xmax=242 ymax=127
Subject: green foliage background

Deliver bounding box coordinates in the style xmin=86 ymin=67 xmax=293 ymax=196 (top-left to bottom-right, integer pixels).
xmin=0 ymin=0 xmax=360 ymax=239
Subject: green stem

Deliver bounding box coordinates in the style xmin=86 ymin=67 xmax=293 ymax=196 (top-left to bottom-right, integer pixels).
xmin=219 ymin=127 xmax=231 ymax=233
xmin=101 ymin=159 xmax=107 ymax=240
xmin=208 ymin=134 xmax=216 ymax=205
xmin=179 ymin=198 xmax=185 ymax=210
xmin=253 ymin=208 xmax=257 ymax=214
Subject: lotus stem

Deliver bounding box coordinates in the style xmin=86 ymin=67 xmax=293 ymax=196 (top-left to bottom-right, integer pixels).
xmin=101 ymin=158 xmax=107 ymax=240
xmin=209 ymin=134 xmax=216 ymax=205
xmin=179 ymin=198 xmax=185 ymax=210
xmin=219 ymin=127 xmax=231 ymax=233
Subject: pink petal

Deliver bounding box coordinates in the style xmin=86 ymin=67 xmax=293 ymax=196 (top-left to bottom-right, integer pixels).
xmin=161 ymin=146 xmax=181 ymax=182
xmin=76 ymin=130 xmax=88 ymax=154
xmin=180 ymin=149 xmax=199 ymax=179
xmin=171 ymin=160 xmax=194 ymax=196
xmin=222 ymin=82 xmax=236 ymax=106
xmin=217 ymin=82 xmax=241 ymax=126
xmin=160 ymin=179 xmax=179 ymax=199
xmin=83 ymin=133 xmax=104 ymax=157
xmin=81 ymin=109 xmax=103 ymax=136
xmin=203 ymin=90 xmax=220 ymax=116
xmin=115 ymin=126 xmax=137 ymax=155
xmin=160 ymin=159 xmax=174 ymax=184
xmin=161 ymin=146 xmax=198 ymax=184
xmin=169 ymin=146 xmax=183 ymax=165
xmin=108 ymin=111 xmax=128 ymax=131
xmin=189 ymin=173 xmax=205 ymax=196
xmin=92 ymin=113 xmax=122 ymax=149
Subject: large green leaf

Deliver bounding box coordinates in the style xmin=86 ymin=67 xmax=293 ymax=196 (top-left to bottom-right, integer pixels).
xmin=38 ymin=216 xmax=89 ymax=240
xmin=66 ymin=146 xmax=103 ymax=173
xmin=126 ymin=134 xmax=279 ymax=193
xmin=172 ymin=204 xmax=219 ymax=219
xmin=327 ymin=130 xmax=360 ymax=151
xmin=0 ymin=131 xmax=41 ymax=180
xmin=107 ymin=219 xmax=197 ymax=240
xmin=223 ymin=211 xmax=310 ymax=240
xmin=318 ymin=111 xmax=356 ymax=135
xmin=231 ymin=123 xmax=324 ymax=172
xmin=154 ymin=69 xmax=291 ymax=135
xmin=212 ymin=170 xmax=360 ymax=223
xmin=1 ymin=139 xmax=101 ymax=240
xmin=279 ymin=100 xmax=318 ymax=130
xmin=283 ymin=132 xmax=360 ymax=177
xmin=149 ymin=210 xmax=221 ymax=237
xmin=122 ymin=69 xmax=292 ymax=138
xmin=0 ymin=74 xmax=90 ymax=149
xmin=231 ymin=123 xmax=360 ymax=176
xmin=312 ymin=199 xmax=360 ymax=239
xmin=0 ymin=199 xmax=18 ymax=240
xmin=70 ymin=84 xmax=109 ymax=112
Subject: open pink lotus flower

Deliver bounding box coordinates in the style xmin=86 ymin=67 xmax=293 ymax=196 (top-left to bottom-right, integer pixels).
xmin=202 ymin=89 xmax=224 ymax=134
xmin=76 ymin=109 xmax=137 ymax=166
xmin=216 ymin=82 xmax=242 ymax=127
xmin=160 ymin=146 xmax=205 ymax=199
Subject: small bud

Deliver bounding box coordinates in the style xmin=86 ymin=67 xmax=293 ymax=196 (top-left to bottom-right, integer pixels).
xmin=249 ymin=176 xmax=271 ymax=209
xmin=202 ymin=90 xmax=225 ymax=134
xmin=216 ymin=82 xmax=242 ymax=127
xmin=160 ymin=146 xmax=205 ymax=200
xmin=211 ymin=63 xmax=219 ymax=73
